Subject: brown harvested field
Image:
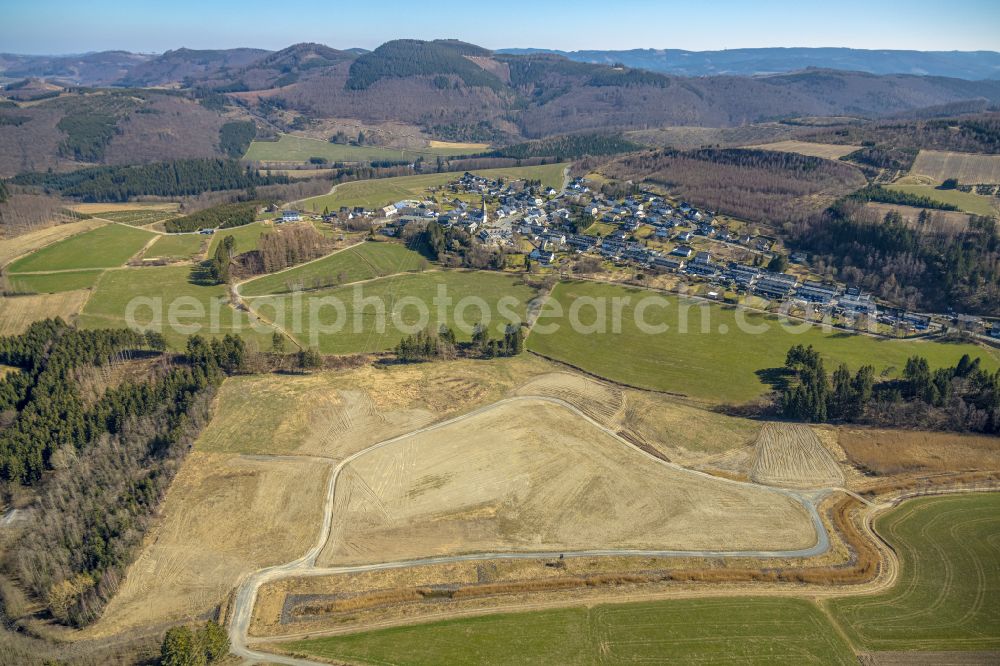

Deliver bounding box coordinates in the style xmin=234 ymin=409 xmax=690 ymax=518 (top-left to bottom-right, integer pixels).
xmin=838 ymin=428 xmax=1000 ymax=476
xmin=514 ymin=372 xmax=624 ymax=423
xmin=195 ymin=356 xmax=556 ymax=458
xmin=67 ymin=203 xmax=180 ymax=214
xmin=627 ymin=124 xmax=801 ymax=150
xmin=317 ymin=399 xmax=815 ymax=567
xmin=750 ymin=423 xmax=845 ymax=489
xmin=427 ymin=140 xmax=490 ymax=150
xmin=0 ymin=290 xmax=90 ymax=335
xmin=910 ymin=149 xmax=1000 ymax=184
xmin=0 ymin=218 xmax=107 ymax=267
xmin=865 ymin=202 xmax=972 ymax=232
xmin=83 ymin=452 xmax=328 ymax=639
xmin=749 ymin=140 xmax=859 ymax=160
xmin=514 ymin=372 xmax=760 ymax=463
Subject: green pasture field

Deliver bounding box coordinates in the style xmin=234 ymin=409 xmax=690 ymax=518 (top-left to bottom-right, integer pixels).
xmin=7 ymin=269 xmax=104 ymax=293
xmin=7 ymin=224 xmax=155 ymax=272
xmin=240 ymin=240 xmax=429 ymax=297
xmin=526 ymin=281 xmax=998 ymax=403
xmin=206 ymin=221 xmax=273 ymax=255
xmin=583 ymin=221 xmax=616 ymax=236
xmin=78 ymin=265 xmax=279 ymax=350
xmin=884 ymin=184 xmax=998 ymax=216
xmin=247 ymin=270 xmax=538 ymax=354
xmin=145 ymin=233 xmax=206 ymax=261
xmin=828 ymin=493 xmax=1000 ymax=652
xmin=298 ymin=163 xmax=568 ymax=212
xmin=245 ymin=134 xmax=480 ymax=163
xmin=281 ymin=597 xmax=855 ymax=665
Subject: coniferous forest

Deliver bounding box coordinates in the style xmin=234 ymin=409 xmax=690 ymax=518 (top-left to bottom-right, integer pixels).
xmin=0 ymin=320 xmax=246 ymax=626
xmin=10 ymin=159 xmax=287 ymax=202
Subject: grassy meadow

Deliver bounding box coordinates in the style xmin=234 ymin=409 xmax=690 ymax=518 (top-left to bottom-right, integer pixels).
xmin=828 ymin=493 xmax=1000 ymax=651
xmin=885 ymin=183 xmax=998 ymax=216
xmin=282 ymin=597 xmax=855 ymax=665
xmin=240 ymin=241 xmax=429 ymax=297
xmin=247 ymin=270 xmax=538 ymax=354
xmin=78 ymin=265 xmax=279 ymax=350
xmin=526 ymin=281 xmax=998 ymax=403
xmin=145 ymin=233 xmax=206 ymax=261
xmin=206 ymin=221 xmax=274 ymax=255
xmin=7 ymin=269 xmax=104 ymax=293
xmin=299 ymin=163 xmax=568 ymax=212
xmin=7 ymin=224 xmax=155 ymax=272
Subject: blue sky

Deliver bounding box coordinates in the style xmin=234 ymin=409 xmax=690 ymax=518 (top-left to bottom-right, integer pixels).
xmin=3 ymin=0 xmax=999 ymax=55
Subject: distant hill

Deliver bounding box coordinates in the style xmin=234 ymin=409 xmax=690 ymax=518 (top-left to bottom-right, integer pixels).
xmin=0 ymin=51 xmax=153 ymax=86
xmin=4 ymin=40 xmax=1000 ymax=174
xmin=118 ymin=47 xmax=271 ymax=87
xmin=497 ymin=47 xmax=1000 ymax=80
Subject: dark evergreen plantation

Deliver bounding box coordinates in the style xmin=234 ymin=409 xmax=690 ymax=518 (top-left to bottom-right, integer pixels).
xmin=10 ymin=158 xmax=287 ymax=202
xmin=780 ymin=344 xmax=1000 ymax=433
xmin=0 ymin=320 xmax=246 ymax=626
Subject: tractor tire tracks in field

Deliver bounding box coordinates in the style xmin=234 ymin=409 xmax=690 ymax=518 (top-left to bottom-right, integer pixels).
xmin=225 ymin=394 xmax=998 ymax=665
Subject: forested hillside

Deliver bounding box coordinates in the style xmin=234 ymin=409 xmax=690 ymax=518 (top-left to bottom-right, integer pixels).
xmin=793 ymin=202 xmax=1000 ymax=314
xmin=11 ymin=158 xmax=286 ymax=202
xmin=5 ymin=42 xmax=1000 ymax=173
xmin=603 ymin=148 xmax=867 ymax=222
xmin=0 ymin=320 xmax=247 ymax=626
xmin=804 ymin=113 xmax=1000 ymax=154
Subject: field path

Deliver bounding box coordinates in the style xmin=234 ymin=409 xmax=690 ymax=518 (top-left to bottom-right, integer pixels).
xmin=227 ymin=394 xmax=837 ymax=664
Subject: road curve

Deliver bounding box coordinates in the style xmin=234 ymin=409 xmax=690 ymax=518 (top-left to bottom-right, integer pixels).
xmin=228 ymin=394 xmax=832 ymax=664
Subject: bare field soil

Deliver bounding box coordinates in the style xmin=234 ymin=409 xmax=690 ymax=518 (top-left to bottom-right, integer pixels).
xmin=427 ymin=140 xmax=490 ymax=151
xmin=68 ymin=203 xmax=179 ymax=214
xmin=83 ymin=452 xmax=328 ymax=639
xmin=318 ymin=399 xmax=815 ymax=567
xmin=911 ymin=149 xmax=1000 ymax=184
xmin=0 ymin=290 xmax=90 ymax=335
xmin=750 ymin=423 xmax=845 ymax=488
xmin=749 ymin=140 xmax=859 ymax=160
xmin=195 ymin=356 xmax=555 ymax=458
xmin=514 ymin=372 xmax=760 ymax=463
xmin=0 ymin=218 xmax=106 ymax=267
xmin=839 ymin=428 xmax=1000 ymax=476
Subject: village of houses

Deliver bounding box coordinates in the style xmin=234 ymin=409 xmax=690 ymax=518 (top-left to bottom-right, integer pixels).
xmin=288 ymin=171 xmax=1000 ymax=340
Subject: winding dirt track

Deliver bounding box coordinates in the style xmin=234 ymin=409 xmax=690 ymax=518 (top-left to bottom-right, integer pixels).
xmin=227 ymin=394 xmax=833 ymax=664
xmin=225 ymin=393 xmax=998 ymax=665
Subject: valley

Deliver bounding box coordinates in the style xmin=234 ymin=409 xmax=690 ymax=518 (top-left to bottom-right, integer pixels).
xmin=0 ymin=15 xmax=999 ymax=666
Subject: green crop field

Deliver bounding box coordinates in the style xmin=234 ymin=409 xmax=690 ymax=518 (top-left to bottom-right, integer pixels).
xmin=299 ymin=163 xmax=568 ymax=213
xmin=7 ymin=224 xmax=155 ymax=272
xmin=145 ymin=233 xmax=206 ymax=261
xmin=7 ymin=269 xmax=104 ymax=293
xmin=78 ymin=265 xmax=279 ymax=350
xmin=526 ymin=281 xmax=998 ymax=403
xmin=244 ymin=134 xmax=481 ymax=163
xmin=240 ymin=241 xmax=429 ymax=296
xmin=885 ymin=184 xmax=998 ymax=216
xmin=247 ymin=270 xmax=538 ymax=354
xmin=282 ymin=597 xmax=855 ymax=665
xmin=828 ymin=493 xmax=1000 ymax=652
